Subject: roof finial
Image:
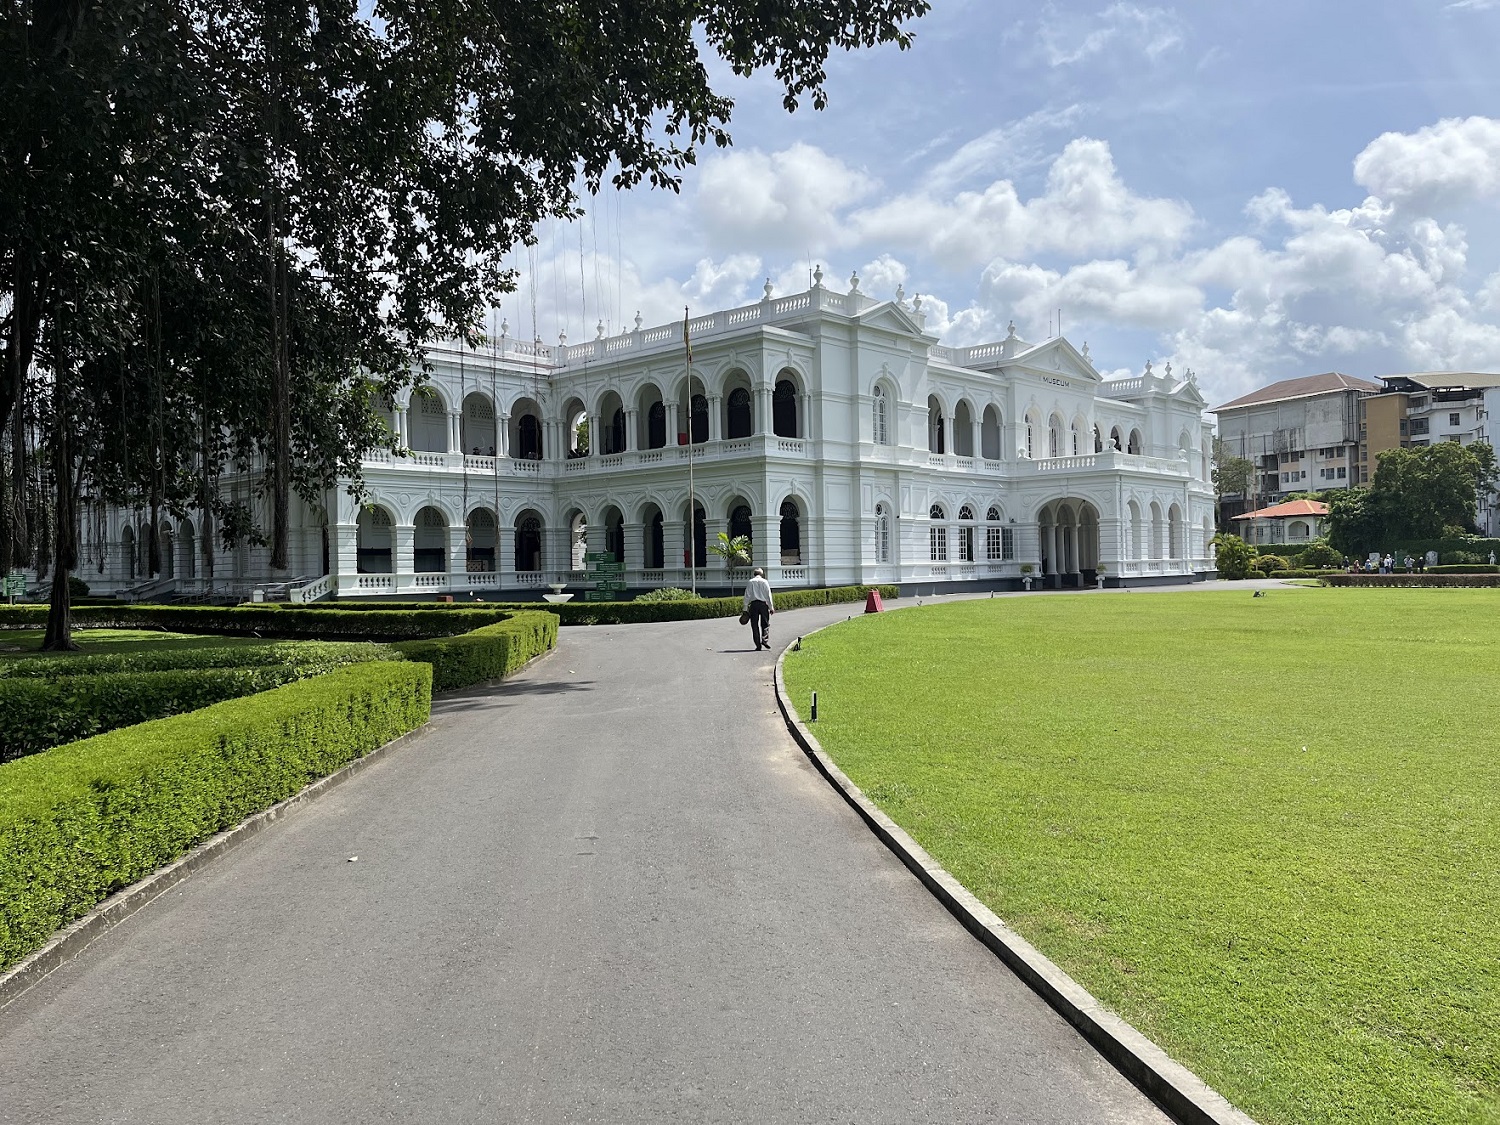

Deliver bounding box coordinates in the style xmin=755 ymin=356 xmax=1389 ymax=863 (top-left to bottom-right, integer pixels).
xmin=763 ymin=277 xmax=774 ymax=301
xmin=895 ymin=283 xmax=906 ymax=306
xmin=596 ymin=320 xmax=605 ymax=340
xmin=1081 ymin=341 xmax=1090 ymax=359
xmin=1144 ymin=359 xmax=1154 ymax=377
xmin=558 ymin=329 xmax=568 ymax=347
xmin=633 ymin=310 xmax=642 ymax=332
xmin=849 ymin=269 xmax=860 ymax=293
xmin=500 ymin=317 xmax=509 ymax=338
xmin=1006 ymin=320 xmax=1018 ymax=339
xmin=812 ymin=263 xmax=824 ymax=288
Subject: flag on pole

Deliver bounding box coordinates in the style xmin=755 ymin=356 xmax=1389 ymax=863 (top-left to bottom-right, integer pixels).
xmin=683 ymin=306 xmax=692 ymax=364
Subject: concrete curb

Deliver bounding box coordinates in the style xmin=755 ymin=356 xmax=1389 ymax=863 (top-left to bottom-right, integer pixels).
xmin=0 ymin=723 xmax=432 ymax=1013
xmin=772 ymin=620 xmax=1257 ymax=1125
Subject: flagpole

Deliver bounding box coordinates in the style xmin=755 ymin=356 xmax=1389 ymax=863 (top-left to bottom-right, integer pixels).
xmin=684 ymin=306 xmax=696 ymax=597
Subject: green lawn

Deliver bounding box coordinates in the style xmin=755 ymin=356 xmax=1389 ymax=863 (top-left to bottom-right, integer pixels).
xmin=782 ymin=588 xmax=1500 ymax=1125
xmin=0 ymin=628 xmax=273 ymax=659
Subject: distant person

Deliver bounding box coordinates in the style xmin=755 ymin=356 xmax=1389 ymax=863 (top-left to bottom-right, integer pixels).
xmin=742 ymin=566 xmax=775 ymax=650
xmin=1403 ymin=555 xmax=1414 ymax=572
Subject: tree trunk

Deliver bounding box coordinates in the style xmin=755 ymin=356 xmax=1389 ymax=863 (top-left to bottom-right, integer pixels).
xmin=42 ymin=367 xmax=79 ymax=652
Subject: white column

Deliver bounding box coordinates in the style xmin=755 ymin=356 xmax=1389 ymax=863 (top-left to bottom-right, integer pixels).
xmin=666 ymin=402 xmax=681 ymax=445
xmin=393 ymin=523 xmax=415 ymax=590
xmin=708 ymin=395 xmax=723 ymax=442
xmin=449 ymin=411 xmax=461 ymax=453
xmin=497 ymin=413 xmax=510 ymax=458
xmin=625 ymin=409 xmax=639 ymax=452
xmin=755 ymin=386 xmax=773 ymax=436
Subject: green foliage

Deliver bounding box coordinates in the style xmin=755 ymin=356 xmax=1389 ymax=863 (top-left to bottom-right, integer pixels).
xmin=1210 ymin=533 xmax=1255 ymax=580
xmin=1370 ymin=442 xmax=1491 ymax=540
xmin=1441 ymin=550 xmax=1486 ymax=565
xmin=0 ymin=667 xmax=303 ymax=762
xmin=392 ymin=612 xmax=557 ymax=693
xmin=1295 ymin=541 xmax=1343 ymax=569
xmin=0 ymin=640 xmax=390 ymax=679
xmin=0 ymin=604 xmax=510 ymax=639
xmin=501 ymin=585 xmax=900 ymax=625
xmin=1428 ymin=564 xmax=1500 ymax=574
xmin=0 ymin=661 xmax=431 ymax=972
xmin=1323 ymin=573 xmax=1500 ymax=587
xmin=1211 ymin=439 xmax=1254 ymax=525
xmin=1254 ymin=554 xmax=1291 ymax=574
xmin=708 ymin=532 xmax=752 ymax=569
xmin=1325 ymin=488 xmax=1382 ymax=557
xmin=632 ymin=587 xmax=702 ymax=603
xmin=782 ymin=591 xmax=1500 ymax=1125
xmin=66 ymin=577 xmax=90 ymax=599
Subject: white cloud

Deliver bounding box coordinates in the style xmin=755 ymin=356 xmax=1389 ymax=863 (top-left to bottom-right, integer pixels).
xmin=1037 ymin=2 xmax=1185 ymax=67
xmin=1353 ymin=116 xmax=1500 ymax=207
xmin=696 ymin=143 xmax=874 ymax=254
xmin=855 ymin=137 xmax=1196 ymax=269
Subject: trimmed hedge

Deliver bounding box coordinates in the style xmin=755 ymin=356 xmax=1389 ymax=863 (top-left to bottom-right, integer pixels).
xmin=0 ymin=604 xmax=509 ymax=639
xmin=481 ymin=584 xmax=901 ymax=626
xmin=0 ymin=640 xmax=393 ymax=680
xmin=1426 ymin=564 xmax=1500 ymax=574
xmin=0 ymin=661 xmax=432 ymax=972
xmin=0 ymin=667 xmax=309 ymax=762
xmin=1321 ymin=574 xmax=1500 ymax=588
xmin=392 ymin=611 xmax=558 ymax=692
xmin=1265 ymin=569 xmax=1332 ymax=580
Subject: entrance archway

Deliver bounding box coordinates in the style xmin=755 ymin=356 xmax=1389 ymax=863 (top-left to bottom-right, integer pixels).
xmin=1036 ymin=499 xmax=1101 ymax=587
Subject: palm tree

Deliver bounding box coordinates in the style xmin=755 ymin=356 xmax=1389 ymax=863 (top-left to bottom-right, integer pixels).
xmin=709 ymin=532 xmax=752 ymax=591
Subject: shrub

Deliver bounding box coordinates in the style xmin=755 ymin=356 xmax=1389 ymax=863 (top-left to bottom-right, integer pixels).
xmin=67 ymin=577 xmax=90 ymax=599
xmin=0 ymin=604 xmax=509 ymax=639
xmin=0 ymin=661 xmax=431 ymax=972
xmin=1439 ymin=550 xmax=1486 ymax=565
xmin=0 ymin=666 xmax=318 ymax=762
xmin=632 ymin=587 xmax=701 ymax=603
xmin=1255 ymin=554 xmax=1290 ymax=574
xmin=1426 ymin=564 xmax=1500 ymax=574
xmin=0 ymin=640 xmax=392 ymax=680
xmin=1211 ymin=534 xmax=1255 ymax=580
xmin=392 ymin=611 xmax=558 ymax=692
xmin=490 ymin=584 xmax=900 ymax=626
xmin=1296 ymin=542 xmax=1342 ymax=570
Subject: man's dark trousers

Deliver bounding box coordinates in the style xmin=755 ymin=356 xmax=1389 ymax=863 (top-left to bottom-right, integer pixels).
xmin=748 ymin=600 xmax=770 ymax=648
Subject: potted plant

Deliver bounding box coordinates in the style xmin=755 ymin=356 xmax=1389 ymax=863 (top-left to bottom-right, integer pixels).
xmin=1095 ymin=563 xmax=1107 ymax=590
xmin=1020 ymin=562 xmax=1034 ymax=591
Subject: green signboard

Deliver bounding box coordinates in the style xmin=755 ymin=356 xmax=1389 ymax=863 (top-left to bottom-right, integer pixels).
xmin=3 ymin=572 xmax=26 ymax=597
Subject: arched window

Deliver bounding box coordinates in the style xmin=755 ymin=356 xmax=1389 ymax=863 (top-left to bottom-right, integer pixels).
xmin=1049 ymin=416 xmax=1062 ymax=458
xmin=1094 ymin=425 xmax=1103 ymax=453
xmin=779 ymin=499 xmax=802 ymax=564
xmin=515 ymin=513 xmax=543 ymax=572
xmin=981 ymin=406 xmax=1002 ymax=460
xmin=985 ymin=506 xmax=1011 ymax=561
xmin=928 ymin=503 xmax=948 ymax=562
xmin=647 ymin=508 xmax=665 ymax=569
xmin=872 ymin=385 xmax=889 ymax=445
xmin=648 ymin=401 xmax=667 ymax=449
xmin=1128 ymin=428 xmax=1144 ymax=455
xmin=875 ymin=503 xmax=891 ymax=563
xmin=1025 ymin=415 xmax=1035 ymax=459
xmin=729 ymin=504 xmax=753 ymax=542
xmin=685 ymin=502 xmax=707 ymax=567
xmin=1110 ymin=425 xmax=1123 ymax=452
xmin=690 ymin=394 xmax=709 ymax=444
xmin=1071 ymin=422 xmax=1081 ymax=456
xmin=356 ymin=507 xmax=394 ymax=574
xmin=608 ymin=408 xmax=626 ymax=455
xmin=957 ymin=505 xmax=975 ymax=562
xmin=466 ymin=508 xmax=497 ymax=571
xmin=517 ymin=414 xmax=542 ymax=460
xmin=928 ymin=397 xmax=945 ymax=453
xmin=727 ymin=388 xmax=752 ymax=439
xmin=413 ymin=506 xmax=447 ymax=573
xmin=773 ymin=380 xmax=799 ymax=438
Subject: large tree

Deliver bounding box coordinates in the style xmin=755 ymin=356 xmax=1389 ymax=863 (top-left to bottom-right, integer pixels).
xmin=2 ymin=0 xmax=931 ymax=648
xmin=1326 ymin=441 xmax=1497 ymax=555
xmin=1211 ymin=437 xmax=1254 ymax=528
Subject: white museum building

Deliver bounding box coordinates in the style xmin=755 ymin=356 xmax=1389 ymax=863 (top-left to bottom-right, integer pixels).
xmin=90 ymin=271 xmax=1218 ymax=600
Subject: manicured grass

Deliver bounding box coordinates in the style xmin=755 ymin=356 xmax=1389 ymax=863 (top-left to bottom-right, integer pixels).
xmin=782 ymin=589 xmax=1500 ymax=1125
xmin=0 ymin=628 xmax=273 ymax=659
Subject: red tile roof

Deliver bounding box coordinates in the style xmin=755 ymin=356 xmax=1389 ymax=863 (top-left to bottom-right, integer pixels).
xmin=1211 ymin=372 xmax=1380 ymax=412
xmin=1232 ymin=499 xmax=1329 ymax=521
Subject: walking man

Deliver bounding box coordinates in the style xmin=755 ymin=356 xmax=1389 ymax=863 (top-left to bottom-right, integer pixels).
xmin=743 ymin=566 xmax=775 ymax=650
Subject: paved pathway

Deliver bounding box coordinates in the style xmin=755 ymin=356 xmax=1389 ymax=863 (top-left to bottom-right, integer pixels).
xmin=0 ymin=593 xmax=1186 ymax=1124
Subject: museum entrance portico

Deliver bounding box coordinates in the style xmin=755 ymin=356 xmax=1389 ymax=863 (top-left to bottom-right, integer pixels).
xmin=1036 ymin=499 xmax=1099 ymax=588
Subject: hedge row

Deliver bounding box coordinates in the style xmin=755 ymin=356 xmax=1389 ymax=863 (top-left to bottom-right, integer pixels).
xmin=477 ymin=584 xmax=902 ymax=626
xmin=0 ymin=640 xmax=393 ymax=680
xmin=0 ymin=661 xmax=432 ymax=972
xmin=1320 ymin=574 xmax=1500 ymax=588
xmin=1427 ymin=564 xmax=1500 ymax=574
xmin=392 ymin=611 xmax=559 ymax=692
xmin=0 ymin=666 xmax=313 ymax=763
xmin=0 ymin=604 xmax=508 ymax=639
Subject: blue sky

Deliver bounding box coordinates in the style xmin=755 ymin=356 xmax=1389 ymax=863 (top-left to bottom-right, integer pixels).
xmin=502 ymin=1 xmax=1500 ymax=406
